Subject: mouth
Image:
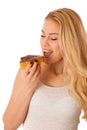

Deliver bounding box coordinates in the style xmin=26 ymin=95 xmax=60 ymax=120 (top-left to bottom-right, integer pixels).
xmin=43 ymin=49 xmax=53 ymax=58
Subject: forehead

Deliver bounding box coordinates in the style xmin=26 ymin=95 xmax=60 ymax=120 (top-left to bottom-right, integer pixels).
xmin=42 ymin=18 xmax=60 ymax=34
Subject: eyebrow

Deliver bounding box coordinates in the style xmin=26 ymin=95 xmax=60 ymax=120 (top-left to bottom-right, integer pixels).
xmin=41 ymin=29 xmax=59 ymax=35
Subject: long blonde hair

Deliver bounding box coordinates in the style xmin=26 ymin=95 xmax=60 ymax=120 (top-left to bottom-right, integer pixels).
xmin=46 ymin=8 xmax=87 ymax=120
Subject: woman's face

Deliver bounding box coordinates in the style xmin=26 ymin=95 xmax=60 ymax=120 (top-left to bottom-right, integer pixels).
xmin=40 ymin=18 xmax=62 ymax=64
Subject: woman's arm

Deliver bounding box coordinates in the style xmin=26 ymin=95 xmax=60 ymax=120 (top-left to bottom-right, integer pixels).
xmin=3 ymin=62 xmax=41 ymax=130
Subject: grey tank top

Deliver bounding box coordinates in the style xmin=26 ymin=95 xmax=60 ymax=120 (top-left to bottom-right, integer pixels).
xmin=23 ymin=82 xmax=81 ymax=130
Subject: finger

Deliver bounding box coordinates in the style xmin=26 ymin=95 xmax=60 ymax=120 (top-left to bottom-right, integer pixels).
xmin=31 ymin=64 xmax=41 ymax=81
xmin=21 ymin=63 xmax=32 ymax=77
xmin=29 ymin=62 xmax=39 ymax=77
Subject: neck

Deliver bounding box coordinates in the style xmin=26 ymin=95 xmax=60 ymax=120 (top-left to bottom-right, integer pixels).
xmin=40 ymin=59 xmax=66 ymax=87
xmin=42 ymin=59 xmax=64 ymax=76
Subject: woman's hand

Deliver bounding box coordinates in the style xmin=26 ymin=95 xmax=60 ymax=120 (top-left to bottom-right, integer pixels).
xmin=21 ymin=61 xmax=41 ymax=91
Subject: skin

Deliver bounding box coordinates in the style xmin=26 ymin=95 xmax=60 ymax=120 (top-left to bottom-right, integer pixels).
xmin=40 ymin=18 xmax=65 ymax=87
xmin=3 ymin=18 xmax=66 ymax=130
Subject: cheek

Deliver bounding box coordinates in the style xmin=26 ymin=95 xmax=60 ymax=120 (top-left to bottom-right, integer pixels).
xmin=54 ymin=45 xmax=62 ymax=57
xmin=53 ymin=44 xmax=61 ymax=52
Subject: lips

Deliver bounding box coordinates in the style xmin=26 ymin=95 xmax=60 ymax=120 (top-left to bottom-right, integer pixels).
xmin=43 ymin=50 xmax=52 ymax=58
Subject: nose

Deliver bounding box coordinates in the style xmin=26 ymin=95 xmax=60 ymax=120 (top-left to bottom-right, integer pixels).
xmin=43 ymin=37 xmax=50 ymax=47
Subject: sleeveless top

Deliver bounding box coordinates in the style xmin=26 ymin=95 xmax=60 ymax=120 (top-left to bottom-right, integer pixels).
xmin=23 ymin=82 xmax=81 ymax=130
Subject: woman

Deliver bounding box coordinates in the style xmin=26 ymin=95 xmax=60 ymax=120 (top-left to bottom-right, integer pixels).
xmin=3 ymin=8 xmax=87 ymax=130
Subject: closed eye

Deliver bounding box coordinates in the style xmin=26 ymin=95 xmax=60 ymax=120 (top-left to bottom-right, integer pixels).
xmin=51 ymin=38 xmax=57 ymax=40
xmin=41 ymin=35 xmax=45 ymax=38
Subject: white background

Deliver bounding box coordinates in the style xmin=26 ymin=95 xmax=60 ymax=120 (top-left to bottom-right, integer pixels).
xmin=0 ymin=0 xmax=87 ymax=130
